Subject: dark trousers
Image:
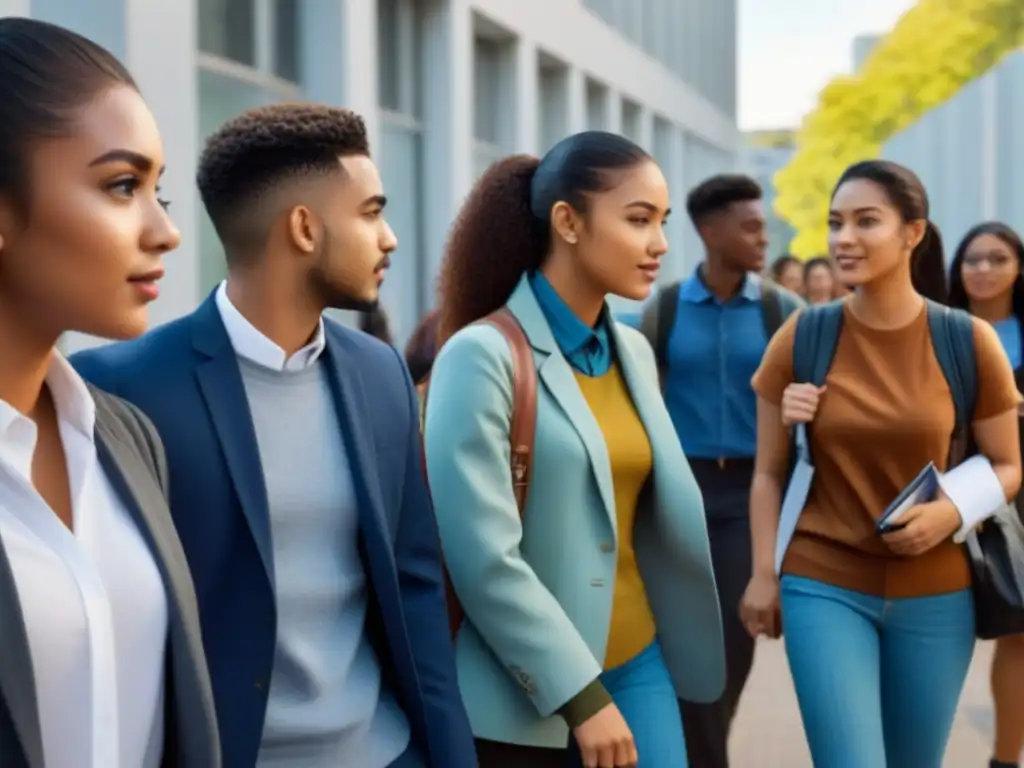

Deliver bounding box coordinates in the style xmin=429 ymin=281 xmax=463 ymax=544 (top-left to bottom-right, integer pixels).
xmin=475 ymin=739 xmax=567 ymax=768
xmin=678 ymin=459 xmax=757 ymax=768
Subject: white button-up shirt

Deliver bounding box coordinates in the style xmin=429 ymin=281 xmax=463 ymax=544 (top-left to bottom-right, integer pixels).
xmin=215 ymin=281 xmax=326 ymax=370
xmin=0 ymin=353 xmax=168 ymax=767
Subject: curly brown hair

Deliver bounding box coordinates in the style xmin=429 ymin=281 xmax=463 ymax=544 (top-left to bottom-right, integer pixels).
xmin=437 ymin=155 xmax=543 ymax=344
xmin=196 ymin=102 xmax=369 ymax=261
xmin=436 ymin=132 xmax=650 ymax=346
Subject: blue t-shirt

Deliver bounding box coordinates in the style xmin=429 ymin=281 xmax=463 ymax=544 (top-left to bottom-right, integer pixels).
xmin=993 ymin=316 xmax=1022 ymax=370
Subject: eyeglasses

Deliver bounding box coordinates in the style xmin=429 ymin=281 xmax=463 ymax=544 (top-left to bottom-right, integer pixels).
xmin=963 ymin=252 xmax=1018 ymax=270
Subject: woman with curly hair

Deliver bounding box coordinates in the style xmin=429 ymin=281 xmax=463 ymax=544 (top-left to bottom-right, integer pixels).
xmin=423 ymin=131 xmax=724 ymax=768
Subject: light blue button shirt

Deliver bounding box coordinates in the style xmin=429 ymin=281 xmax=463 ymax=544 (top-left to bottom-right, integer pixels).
xmin=529 ymin=272 xmax=613 ymax=376
xmin=994 ymin=316 xmax=1022 ymax=370
xmin=663 ymin=271 xmax=768 ymax=459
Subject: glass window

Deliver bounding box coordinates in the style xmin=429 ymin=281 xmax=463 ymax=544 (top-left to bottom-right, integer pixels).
xmin=473 ymin=38 xmax=505 ymax=144
xmin=377 ymin=0 xmax=401 ymax=110
xmin=538 ymin=63 xmax=567 ymax=154
xmin=622 ymin=99 xmax=642 ymax=144
xmin=378 ymin=122 xmax=424 ymax=345
xmin=199 ymin=0 xmax=256 ymax=66
xmin=197 ymin=69 xmax=284 ymax=292
xmin=274 ymin=0 xmax=301 ymax=82
xmin=586 ymin=80 xmax=607 ymax=130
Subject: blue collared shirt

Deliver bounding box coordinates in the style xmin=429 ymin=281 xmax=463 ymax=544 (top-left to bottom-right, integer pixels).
xmin=663 ymin=270 xmax=768 ymax=458
xmin=529 ymin=272 xmax=613 ymax=376
xmin=994 ymin=316 xmax=1022 ymax=370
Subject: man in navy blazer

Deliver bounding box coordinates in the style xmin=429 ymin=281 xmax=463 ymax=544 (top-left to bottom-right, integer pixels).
xmin=73 ymin=104 xmax=474 ymax=768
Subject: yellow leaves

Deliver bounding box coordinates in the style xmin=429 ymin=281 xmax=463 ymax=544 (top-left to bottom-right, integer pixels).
xmin=776 ymin=0 xmax=1024 ymax=259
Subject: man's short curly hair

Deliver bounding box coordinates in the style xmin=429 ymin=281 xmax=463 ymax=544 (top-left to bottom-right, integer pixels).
xmin=196 ymin=102 xmax=370 ymax=253
xmin=686 ymin=174 xmax=762 ymax=227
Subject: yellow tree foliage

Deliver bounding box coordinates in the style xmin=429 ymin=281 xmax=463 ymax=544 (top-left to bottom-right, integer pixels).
xmin=775 ymin=0 xmax=1024 ymax=259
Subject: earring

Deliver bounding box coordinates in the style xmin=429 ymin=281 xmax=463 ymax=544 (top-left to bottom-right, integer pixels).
xmin=565 ymin=234 xmax=577 ymax=245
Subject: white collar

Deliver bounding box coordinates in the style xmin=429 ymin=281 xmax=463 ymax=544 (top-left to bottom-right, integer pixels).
xmin=0 ymin=352 xmax=96 ymax=479
xmin=215 ymin=281 xmax=327 ymax=372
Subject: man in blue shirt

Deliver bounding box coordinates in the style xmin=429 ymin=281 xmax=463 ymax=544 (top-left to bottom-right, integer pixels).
xmin=640 ymin=175 xmax=801 ymax=768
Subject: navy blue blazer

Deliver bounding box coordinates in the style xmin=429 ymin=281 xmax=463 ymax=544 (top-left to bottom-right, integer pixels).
xmin=72 ymin=293 xmax=475 ymax=768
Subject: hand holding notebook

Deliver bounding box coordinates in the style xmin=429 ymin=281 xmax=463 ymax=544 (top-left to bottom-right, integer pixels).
xmin=876 ymin=463 xmax=940 ymax=533
xmin=877 ymin=463 xmax=965 ymax=555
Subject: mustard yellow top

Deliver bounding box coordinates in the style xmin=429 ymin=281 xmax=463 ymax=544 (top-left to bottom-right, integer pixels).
xmin=574 ymin=365 xmax=657 ymax=670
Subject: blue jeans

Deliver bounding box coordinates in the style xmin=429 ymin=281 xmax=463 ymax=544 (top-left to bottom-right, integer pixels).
xmin=781 ymin=575 xmax=975 ymax=768
xmin=569 ymin=640 xmax=688 ymax=768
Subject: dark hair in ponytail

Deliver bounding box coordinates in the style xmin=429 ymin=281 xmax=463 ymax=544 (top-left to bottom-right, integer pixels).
xmin=0 ymin=18 xmax=136 ymax=211
xmin=833 ymin=159 xmax=948 ymax=304
xmin=437 ymin=131 xmax=650 ymax=345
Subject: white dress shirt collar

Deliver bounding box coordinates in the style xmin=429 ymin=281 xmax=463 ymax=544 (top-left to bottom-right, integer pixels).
xmin=0 ymin=352 xmax=96 ymax=482
xmin=215 ymin=281 xmax=327 ymax=371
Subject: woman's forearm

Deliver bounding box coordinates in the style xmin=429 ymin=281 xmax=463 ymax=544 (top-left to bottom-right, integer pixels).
xmin=749 ymin=470 xmax=784 ymax=577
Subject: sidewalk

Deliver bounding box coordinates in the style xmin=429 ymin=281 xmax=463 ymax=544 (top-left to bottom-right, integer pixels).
xmin=729 ymin=639 xmax=996 ymax=766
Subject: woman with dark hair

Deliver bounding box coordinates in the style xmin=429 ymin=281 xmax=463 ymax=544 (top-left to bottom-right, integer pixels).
xmin=405 ymin=309 xmax=441 ymax=387
xmin=741 ymin=160 xmax=1020 ymax=766
xmin=802 ymin=256 xmax=839 ymax=304
xmin=359 ymin=305 xmax=395 ymax=345
xmin=949 ymin=221 xmax=1024 ymax=768
xmin=770 ymin=253 xmax=804 ymax=295
xmin=0 ymin=18 xmax=218 ymax=768
xmin=424 ymin=132 xmax=723 ymax=768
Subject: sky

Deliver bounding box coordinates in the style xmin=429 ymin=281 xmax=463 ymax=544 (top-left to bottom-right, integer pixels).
xmin=738 ymin=0 xmax=918 ymax=131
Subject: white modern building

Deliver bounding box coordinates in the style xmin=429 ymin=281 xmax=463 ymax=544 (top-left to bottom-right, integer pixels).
xmin=741 ymin=130 xmax=796 ymax=258
xmin=5 ymin=0 xmax=740 ymax=346
xmin=854 ymin=35 xmax=1024 ymax=256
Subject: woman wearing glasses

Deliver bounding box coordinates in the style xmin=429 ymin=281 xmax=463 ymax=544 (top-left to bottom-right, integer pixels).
xmin=948 ymin=221 xmax=1024 ymax=768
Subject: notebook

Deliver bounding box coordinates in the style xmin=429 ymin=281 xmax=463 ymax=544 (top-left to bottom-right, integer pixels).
xmin=876 ymin=462 xmax=940 ymax=533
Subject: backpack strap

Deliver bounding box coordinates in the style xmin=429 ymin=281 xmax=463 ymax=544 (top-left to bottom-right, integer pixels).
xmin=925 ymin=301 xmax=977 ymax=462
xmin=761 ymin=281 xmax=784 ymax=340
xmin=480 ymin=307 xmax=538 ymax=512
xmin=638 ymin=282 xmax=681 ymax=389
xmin=792 ymin=300 xmax=845 ymax=386
xmin=421 ymin=308 xmax=538 ymax=514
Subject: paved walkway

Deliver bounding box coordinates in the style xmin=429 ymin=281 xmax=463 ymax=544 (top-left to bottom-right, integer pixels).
xmin=729 ymin=639 xmax=998 ymax=766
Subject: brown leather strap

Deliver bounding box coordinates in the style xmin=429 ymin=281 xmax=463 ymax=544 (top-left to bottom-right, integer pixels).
xmin=476 ymin=307 xmax=538 ymax=515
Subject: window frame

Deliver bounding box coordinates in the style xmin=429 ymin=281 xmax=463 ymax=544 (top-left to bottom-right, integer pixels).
xmin=197 ymin=0 xmax=302 ymax=89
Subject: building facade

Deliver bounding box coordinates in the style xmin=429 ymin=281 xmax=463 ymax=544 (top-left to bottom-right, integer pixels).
xmin=854 ymin=35 xmax=1024 ymax=256
xmin=6 ymin=0 xmax=739 ymax=346
xmin=741 ymin=130 xmax=796 ymax=259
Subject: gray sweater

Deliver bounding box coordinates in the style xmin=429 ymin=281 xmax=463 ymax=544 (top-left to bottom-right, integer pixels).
xmin=239 ymin=357 xmax=410 ymax=768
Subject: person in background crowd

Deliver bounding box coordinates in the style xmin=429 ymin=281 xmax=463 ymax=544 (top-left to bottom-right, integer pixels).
xmin=360 ymin=305 xmax=395 ymax=345
xmin=803 ymin=256 xmax=840 ymax=304
xmin=405 ymin=309 xmax=441 ymax=387
xmin=769 ymin=253 xmax=804 ymax=295
xmin=425 ymin=132 xmax=724 ymax=768
xmin=74 ymin=104 xmax=474 ymax=768
xmin=639 ymin=174 xmax=800 ymax=768
xmin=0 ymin=18 xmax=219 ymax=768
xmin=744 ymin=160 xmax=1020 ymax=767
xmin=948 ymin=221 xmax=1024 ymax=768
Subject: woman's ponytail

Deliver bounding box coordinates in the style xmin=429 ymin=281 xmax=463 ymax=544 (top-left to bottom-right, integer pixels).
xmin=436 ymin=155 xmax=544 ymax=347
xmin=912 ymin=219 xmax=949 ymax=305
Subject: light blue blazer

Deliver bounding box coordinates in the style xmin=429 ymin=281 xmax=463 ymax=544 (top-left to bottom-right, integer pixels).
xmin=424 ymin=275 xmax=725 ymax=748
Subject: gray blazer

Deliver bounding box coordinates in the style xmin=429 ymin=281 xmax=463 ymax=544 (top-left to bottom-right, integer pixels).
xmin=0 ymin=388 xmax=220 ymax=768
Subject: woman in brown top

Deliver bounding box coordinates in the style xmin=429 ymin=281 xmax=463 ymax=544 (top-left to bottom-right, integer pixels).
xmin=948 ymin=221 xmax=1024 ymax=768
xmin=741 ymin=160 xmax=1021 ymax=768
